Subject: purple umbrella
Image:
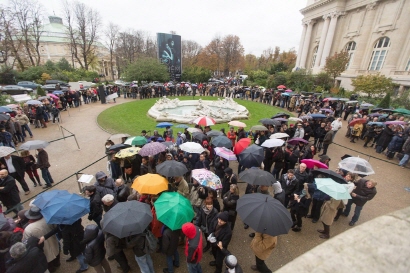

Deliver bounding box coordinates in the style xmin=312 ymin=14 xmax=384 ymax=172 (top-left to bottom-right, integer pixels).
xmin=288 ymin=137 xmax=309 ymax=145
xmin=273 ymin=118 xmax=288 ymax=122
xmin=139 ymin=142 xmax=166 ymax=156
xmin=320 ymin=108 xmax=334 ymax=113
xmin=285 ymin=89 xmax=293 ymax=92
xmin=385 ymin=121 xmax=407 ymax=125
xmin=368 ymin=113 xmax=383 ymax=117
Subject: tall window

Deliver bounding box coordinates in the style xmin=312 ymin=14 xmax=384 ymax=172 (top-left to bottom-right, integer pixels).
xmin=405 ymin=58 xmax=410 ymax=71
xmin=345 ymin=41 xmax=356 ymax=69
xmin=368 ymin=37 xmax=390 ymax=71
xmin=311 ymin=46 xmax=318 ymax=68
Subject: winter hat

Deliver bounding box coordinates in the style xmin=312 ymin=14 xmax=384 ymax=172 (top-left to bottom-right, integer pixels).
xmin=218 ymin=211 xmax=229 ymax=222
xmin=95 ymin=171 xmax=107 ymax=180
xmin=224 ymin=167 xmax=233 ymax=174
xmin=225 ymin=254 xmax=238 ymax=269
xmin=182 ymin=223 xmax=197 ymax=239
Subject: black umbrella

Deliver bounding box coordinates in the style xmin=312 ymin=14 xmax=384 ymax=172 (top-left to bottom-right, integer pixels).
xmin=0 ymin=114 xmax=10 ymax=122
xmin=101 ymin=200 xmax=152 ymax=238
xmin=206 ymin=130 xmax=223 ymax=137
xmin=211 ymin=136 xmax=232 ymax=149
xmin=311 ymin=168 xmax=346 ymax=184
xmin=236 ymin=193 xmax=292 ymax=236
xmin=239 ymin=168 xmax=276 ymax=186
xmin=108 ymin=143 xmax=131 ymax=152
xmin=271 ymin=113 xmax=290 ymax=119
xmin=370 ymin=108 xmax=382 ymax=113
xmin=156 ymin=160 xmax=188 ymax=177
xmin=238 ymin=144 xmax=264 ymax=168
xmin=259 ymin=118 xmax=280 ymax=126
xmin=192 ymin=132 xmax=208 ymax=142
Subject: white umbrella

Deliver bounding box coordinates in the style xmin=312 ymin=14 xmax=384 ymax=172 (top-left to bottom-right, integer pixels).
xmin=192 ymin=116 xmax=216 ymax=126
xmin=187 ymin=127 xmax=202 ymax=133
xmin=270 ymin=133 xmax=289 ymax=139
xmin=26 ymin=100 xmax=42 ymax=105
xmin=289 ymin=117 xmax=303 ymax=122
xmin=179 ymin=142 xmax=205 ymax=154
xmin=261 ymin=139 xmax=285 ymax=148
xmin=20 ymin=140 xmax=50 ymax=150
xmin=0 ymin=146 xmax=15 ymax=157
xmin=346 ymin=100 xmax=358 ymax=104
xmin=108 ymin=133 xmax=131 ymax=141
xmin=338 ymin=157 xmax=375 ymax=176
xmin=228 ymin=120 xmax=247 ymax=127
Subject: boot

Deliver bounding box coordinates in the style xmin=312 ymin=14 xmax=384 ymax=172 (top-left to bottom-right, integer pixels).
xmin=29 ymin=176 xmax=37 ymax=187
xmin=292 ymin=226 xmax=301 ymax=232
xmin=203 ymin=242 xmax=211 ymax=253
xmin=35 ymin=175 xmax=42 ymax=186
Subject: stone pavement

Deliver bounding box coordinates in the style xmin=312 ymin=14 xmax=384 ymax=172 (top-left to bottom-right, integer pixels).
xmin=9 ymin=97 xmax=410 ymax=273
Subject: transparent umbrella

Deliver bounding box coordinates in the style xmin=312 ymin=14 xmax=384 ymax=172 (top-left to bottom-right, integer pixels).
xmin=338 ymin=157 xmax=375 ymax=176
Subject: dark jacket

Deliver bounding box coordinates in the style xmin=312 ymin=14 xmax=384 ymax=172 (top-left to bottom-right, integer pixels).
xmin=221 ymin=248 xmax=243 ymax=273
xmin=351 ymin=179 xmax=377 ymax=207
xmin=222 ymin=174 xmax=237 ymax=196
xmin=94 ymin=177 xmax=116 ymax=198
xmin=0 ymin=155 xmax=26 ymax=177
xmin=194 ymin=159 xmax=210 ymax=170
xmin=222 ymin=191 xmax=239 ymax=213
xmin=294 ymin=169 xmax=310 ymax=193
xmin=162 ymin=226 xmax=181 ymax=256
xmin=36 ymin=149 xmax=50 ymax=169
xmin=209 ymin=220 xmax=232 ymax=249
xmin=5 ymin=238 xmax=48 ymax=273
xmin=323 ymin=130 xmax=333 ymax=144
xmin=0 ymin=175 xmax=20 ymax=208
xmin=377 ymin=126 xmax=394 ymax=147
xmin=115 ymin=184 xmax=131 ymax=202
xmin=195 ymin=206 xmax=218 ymax=234
xmin=88 ymin=191 xmax=103 ymax=221
xmin=21 ymin=155 xmax=37 ymax=171
xmin=290 ymin=196 xmax=312 ymax=217
xmin=280 ymin=173 xmax=299 ymax=196
xmin=214 ymin=157 xmax=229 ymax=179
xmin=403 ymin=138 xmax=410 ymax=155
xmin=83 ymin=225 xmax=106 ymax=266
xmin=388 ymin=134 xmax=404 ymax=152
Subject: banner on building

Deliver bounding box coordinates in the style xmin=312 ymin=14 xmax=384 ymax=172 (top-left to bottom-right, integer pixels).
xmin=157 ymin=33 xmax=182 ymax=82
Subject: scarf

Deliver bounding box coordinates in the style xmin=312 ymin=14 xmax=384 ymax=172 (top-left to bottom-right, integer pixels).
xmin=202 ymin=205 xmax=212 ymax=215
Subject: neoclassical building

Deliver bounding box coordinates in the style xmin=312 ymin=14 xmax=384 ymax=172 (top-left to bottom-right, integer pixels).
xmin=294 ymin=0 xmax=410 ymax=93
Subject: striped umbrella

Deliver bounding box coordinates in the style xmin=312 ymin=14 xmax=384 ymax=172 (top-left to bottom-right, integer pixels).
xmin=192 ymin=116 xmax=216 ymax=126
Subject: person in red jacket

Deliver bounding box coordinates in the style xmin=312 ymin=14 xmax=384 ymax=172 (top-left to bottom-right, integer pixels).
xmin=181 ymin=223 xmax=203 ymax=273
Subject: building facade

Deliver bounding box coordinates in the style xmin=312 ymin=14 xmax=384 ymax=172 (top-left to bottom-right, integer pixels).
xmin=295 ymin=0 xmax=410 ymax=94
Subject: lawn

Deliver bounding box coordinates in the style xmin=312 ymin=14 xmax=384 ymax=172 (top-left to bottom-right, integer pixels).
xmin=97 ymin=96 xmax=293 ymax=136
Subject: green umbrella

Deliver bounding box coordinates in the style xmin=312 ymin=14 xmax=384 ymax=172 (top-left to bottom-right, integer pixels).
xmin=393 ymin=108 xmax=410 ymax=115
xmin=124 ymin=136 xmax=147 ymax=146
xmin=154 ymin=192 xmax=194 ymax=231
xmin=315 ymin=178 xmax=352 ymax=200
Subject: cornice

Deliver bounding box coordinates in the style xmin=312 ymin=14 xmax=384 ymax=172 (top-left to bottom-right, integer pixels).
xmin=300 ymin=0 xmax=337 ymax=15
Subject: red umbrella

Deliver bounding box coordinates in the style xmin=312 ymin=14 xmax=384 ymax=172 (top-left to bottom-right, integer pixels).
xmin=348 ymin=118 xmax=367 ymax=126
xmin=192 ymin=116 xmax=216 ymax=126
xmin=277 ymin=85 xmax=286 ymax=89
xmin=301 ymin=159 xmax=328 ymax=169
xmin=233 ymin=138 xmax=251 ymax=155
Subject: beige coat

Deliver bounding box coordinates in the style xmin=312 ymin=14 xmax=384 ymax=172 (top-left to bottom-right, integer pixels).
xmin=23 ymin=218 xmax=59 ymax=262
xmin=173 ymin=178 xmax=189 ymax=198
xmin=250 ymin=232 xmax=277 ymax=260
xmin=319 ymin=198 xmax=342 ymax=226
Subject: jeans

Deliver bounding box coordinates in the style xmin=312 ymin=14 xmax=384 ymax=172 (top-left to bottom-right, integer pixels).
xmin=21 ymin=124 xmax=33 ymax=137
xmin=76 ymin=254 xmax=88 ymax=270
xmin=166 ymin=250 xmax=180 ymax=273
xmin=187 ymin=262 xmax=202 ymax=273
xmin=343 ymin=199 xmax=363 ymax=223
xmin=135 ymin=254 xmax=155 ymax=273
xmin=41 ymin=168 xmax=54 ymax=186
xmin=399 ymin=154 xmax=409 ymax=166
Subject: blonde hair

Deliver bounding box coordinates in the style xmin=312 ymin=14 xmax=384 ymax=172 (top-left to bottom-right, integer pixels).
xmin=20 ymin=150 xmax=30 ymax=157
xmin=230 ymin=184 xmax=239 ymax=195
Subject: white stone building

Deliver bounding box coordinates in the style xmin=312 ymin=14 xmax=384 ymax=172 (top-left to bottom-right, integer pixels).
xmin=295 ymin=0 xmax=410 ymax=94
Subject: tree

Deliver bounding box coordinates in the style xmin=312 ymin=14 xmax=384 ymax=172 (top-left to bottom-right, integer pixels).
xmin=63 ymin=0 xmax=101 ymax=70
xmin=220 ymin=35 xmax=244 ymax=76
xmin=314 ymin=72 xmax=332 ymax=91
xmin=181 ymin=66 xmax=211 ymax=83
xmin=56 ymin=58 xmax=72 ymax=71
xmin=104 ymin=22 xmax=120 ymax=79
xmin=378 ymin=92 xmax=391 ymax=108
xmin=324 ymin=50 xmax=349 ymax=83
xmin=351 ymin=73 xmax=394 ymax=98
xmin=249 ymin=70 xmax=269 ymax=86
xmin=181 ymin=40 xmax=202 ymax=68
xmin=122 ymin=58 xmax=169 ymax=83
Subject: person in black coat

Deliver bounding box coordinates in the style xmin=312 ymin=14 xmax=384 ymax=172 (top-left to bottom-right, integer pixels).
xmin=195 ymin=197 xmax=218 ymax=253
xmin=222 ymin=184 xmax=239 ymax=231
xmin=194 ymin=154 xmax=210 ymax=170
xmin=208 ymin=211 xmax=232 ymax=273
xmin=0 ymin=170 xmax=23 ymax=216
xmin=6 ymin=238 xmax=48 ymax=273
xmin=0 ymin=155 xmax=30 ymax=193
xmin=82 ymin=224 xmax=111 ymax=273
xmin=214 ymin=156 xmax=229 ymax=181
xmin=290 ymin=183 xmax=312 ymax=232
xmin=221 ymin=168 xmax=237 ymax=197
xmin=280 ymin=169 xmax=299 ymax=208
xmin=162 ymin=225 xmax=181 ymax=273
xmin=376 ymin=125 xmax=394 ymax=153
xmin=84 ymin=185 xmax=103 ymax=229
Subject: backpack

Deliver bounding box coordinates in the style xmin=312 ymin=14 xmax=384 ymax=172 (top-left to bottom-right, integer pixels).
xmin=143 ymin=230 xmax=158 ymax=254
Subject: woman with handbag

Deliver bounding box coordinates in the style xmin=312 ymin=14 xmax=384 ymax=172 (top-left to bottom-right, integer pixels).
xmin=20 ymin=150 xmax=42 ymax=187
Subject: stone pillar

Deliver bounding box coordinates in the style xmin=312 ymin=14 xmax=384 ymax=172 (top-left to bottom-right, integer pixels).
xmin=319 ymin=12 xmax=341 ymax=68
xmin=299 ymin=20 xmax=315 ymax=69
xmin=314 ymin=15 xmax=331 ymax=69
xmin=294 ymin=23 xmax=308 ymax=69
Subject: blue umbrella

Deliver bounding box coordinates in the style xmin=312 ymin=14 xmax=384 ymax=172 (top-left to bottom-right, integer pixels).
xmin=175 ymin=124 xmax=189 ymax=128
xmin=281 ymin=92 xmax=290 ymax=96
xmin=310 ymin=114 xmax=327 ymax=119
xmin=368 ymin=122 xmax=385 ymax=127
xmin=156 ymin=122 xmax=174 ymax=128
xmin=33 ymin=190 xmax=70 ymax=209
xmin=0 ymin=106 xmax=12 ymax=113
xmin=53 ymin=91 xmax=64 ymax=95
xmin=38 ymin=193 xmax=90 ymax=225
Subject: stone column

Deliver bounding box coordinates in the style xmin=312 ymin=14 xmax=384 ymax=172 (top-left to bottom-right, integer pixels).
xmin=314 ymin=15 xmax=331 ymax=69
xmin=295 ymin=23 xmax=308 ymax=69
xmin=319 ymin=12 xmax=342 ymax=68
xmin=299 ymin=20 xmax=315 ymax=69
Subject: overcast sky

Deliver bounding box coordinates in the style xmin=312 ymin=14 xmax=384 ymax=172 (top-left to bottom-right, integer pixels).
xmin=35 ymin=0 xmax=306 ymax=56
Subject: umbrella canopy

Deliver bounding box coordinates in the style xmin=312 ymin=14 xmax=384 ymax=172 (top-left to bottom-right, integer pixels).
xmin=309 ymin=114 xmax=327 ymax=119
xmin=161 ymin=141 xmax=175 ymax=148
xmin=239 ymin=168 xmax=276 ymax=186
xmin=287 ymin=137 xmax=309 ymax=145
xmin=38 ymin=193 xmax=90 ymax=225
xmin=6 ymin=104 xmax=19 ymax=109
xmin=37 ymin=96 xmax=49 ymax=101
xmin=346 ymin=100 xmax=358 ymax=104
xmin=233 ymin=138 xmax=251 ymax=155
xmin=192 ymin=116 xmax=216 ymax=126
xmin=238 ymin=144 xmax=264 ymax=168
xmin=132 ymin=174 xmax=168 ymax=194
xmin=139 ymin=142 xmax=166 ymax=156
xmin=271 ymin=113 xmax=290 ymax=119
xmin=192 ymin=132 xmax=208 ymax=142
xmin=368 ymin=113 xmax=383 ymax=118
xmin=367 ymin=121 xmax=385 ymax=127
xmin=154 ymin=192 xmax=195 ymax=231
xmin=228 ymin=120 xmax=247 ymax=127
xmin=0 ymin=146 xmax=15 ymax=157
xmin=214 ymin=147 xmax=237 ymax=161
xmin=191 ymin=169 xmax=222 ymax=189
xmin=102 ymin=200 xmax=152 ymax=238
xmin=393 ymin=108 xmax=410 ymax=115
xmin=52 ymin=91 xmax=64 ymax=95
xmin=0 ymin=114 xmax=11 ymax=122
xmin=320 ymin=108 xmax=334 ymax=113
xmin=175 ymin=124 xmax=189 ymax=128
xmin=115 ymin=147 xmax=141 ymax=158
xmin=361 ymin=103 xmax=374 ymax=108
xmin=338 ymin=157 xmax=375 ymax=175
xmin=289 ymin=117 xmax=303 ymax=122
xmin=261 ymin=138 xmax=285 ymax=148
xmin=108 ymin=143 xmax=131 ymax=152
xmin=187 ymin=127 xmax=202 ymax=133
xmin=211 ymin=136 xmax=232 ymax=149
xmin=19 ymin=140 xmax=49 ymax=150
xmin=315 ymin=178 xmax=351 ymax=200
xmin=349 ymin=118 xmax=367 ymax=126
xmin=236 ymin=193 xmax=292 ymax=237
xmin=285 ymin=89 xmax=293 ymax=92
xmin=250 ymin=125 xmax=268 ymax=131
xmin=269 ymin=133 xmax=289 ymax=139
xmin=311 ymin=168 xmax=346 ymax=184
xmin=206 ymin=130 xmax=223 ymax=137
xmin=26 ymin=100 xmax=42 ymax=105
xmin=273 ymin=118 xmax=288 ymax=122
xmin=179 ymin=142 xmax=205 ymax=154
xmin=301 ymin=159 xmax=329 ymax=169
xmin=48 ymin=94 xmax=58 ymax=99
xmin=33 ymin=190 xmax=70 ymax=209
xmin=300 ymin=115 xmax=312 ymax=120
xmin=385 ymin=120 xmax=407 ymax=125
xmin=277 ymin=85 xmax=286 ymax=89
xmin=156 ymin=122 xmax=174 ymax=128
xmin=108 ymin=133 xmax=131 ymax=141
xmin=156 ymin=160 xmax=188 ymax=177
xmin=281 ymin=92 xmax=290 ymax=97
xmin=124 ymin=136 xmax=148 ymax=146
xmin=0 ymin=106 xmax=12 ymax=113
xmin=259 ymin=118 xmax=280 ymax=126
